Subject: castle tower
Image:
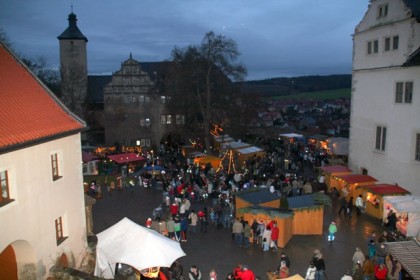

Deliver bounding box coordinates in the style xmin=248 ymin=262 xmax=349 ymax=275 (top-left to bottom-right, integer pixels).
xmin=57 ymin=11 xmax=88 ymax=119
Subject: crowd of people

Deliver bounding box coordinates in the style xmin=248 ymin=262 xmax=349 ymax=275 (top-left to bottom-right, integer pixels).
xmin=89 ymin=138 xmax=412 ymax=280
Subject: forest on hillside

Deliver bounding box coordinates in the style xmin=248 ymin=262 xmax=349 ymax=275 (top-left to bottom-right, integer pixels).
xmin=237 ymin=74 xmax=351 ymax=96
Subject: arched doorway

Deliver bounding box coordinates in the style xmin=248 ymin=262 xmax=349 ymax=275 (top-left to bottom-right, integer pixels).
xmin=0 ymin=244 xmax=17 ymax=280
xmin=59 ymin=253 xmax=68 ymax=267
xmin=0 ymin=240 xmax=36 ymax=280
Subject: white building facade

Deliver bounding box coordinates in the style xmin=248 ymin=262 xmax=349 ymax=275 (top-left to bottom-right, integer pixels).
xmin=349 ymin=0 xmax=420 ymax=195
xmin=0 ymin=43 xmax=88 ymax=279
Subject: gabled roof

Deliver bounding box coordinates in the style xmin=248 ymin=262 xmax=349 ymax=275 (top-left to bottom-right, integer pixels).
xmin=236 ymin=188 xmax=279 ymax=205
xmin=0 ymin=43 xmax=86 ymax=153
xmin=335 ymin=174 xmax=377 ymax=184
xmin=287 ymin=195 xmax=315 ymax=209
xmin=87 ymin=75 xmax=112 ymax=103
xmin=359 ymin=184 xmax=411 ymax=195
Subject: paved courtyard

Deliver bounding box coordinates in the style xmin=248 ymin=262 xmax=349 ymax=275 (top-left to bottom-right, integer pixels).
xmin=92 ymin=186 xmax=384 ymax=280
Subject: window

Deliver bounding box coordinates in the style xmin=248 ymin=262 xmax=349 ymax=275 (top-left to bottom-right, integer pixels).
xmin=377 ymin=4 xmax=388 ymax=18
xmin=140 ymin=118 xmax=151 ymax=126
xmin=395 ymin=82 xmax=413 ymax=104
xmin=176 ymin=114 xmax=185 ymax=125
xmin=385 ymin=37 xmax=391 ymax=51
xmin=375 ymin=126 xmax=387 ymax=151
xmin=385 ymin=36 xmax=399 ymax=51
xmin=51 ymin=153 xmax=62 ymax=181
xmin=139 ymin=139 xmax=151 ymax=147
xmin=55 ymin=216 xmax=67 ymax=245
xmin=392 ymin=36 xmax=399 ymax=50
xmin=160 ymin=115 xmax=172 ymax=125
xmin=415 ymin=133 xmax=420 ymax=161
xmin=367 ymin=40 xmax=379 ymax=54
xmin=1 ymin=170 xmax=11 ymax=205
xmin=160 ymin=96 xmax=172 ymax=103
xmin=374 ymin=40 xmax=379 ymax=53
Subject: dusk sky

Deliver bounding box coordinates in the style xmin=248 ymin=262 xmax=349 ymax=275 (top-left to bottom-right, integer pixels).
xmin=0 ymin=1 xmax=368 ymax=81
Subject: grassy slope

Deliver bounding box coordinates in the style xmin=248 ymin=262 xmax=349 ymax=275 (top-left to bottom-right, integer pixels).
xmin=270 ymin=88 xmax=351 ymax=100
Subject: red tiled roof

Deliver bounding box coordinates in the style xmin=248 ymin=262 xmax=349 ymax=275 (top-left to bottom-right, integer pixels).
xmin=320 ymin=165 xmax=352 ymax=174
xmin=107 ymin=153 xmax=146 ymax=164
xmin=359 ymin=184 xmax=411 ymax=195
xmin=0 ymin=43 xmax=85 ymax=152
xmin=335 ymin=174 xmax=377 ymax=184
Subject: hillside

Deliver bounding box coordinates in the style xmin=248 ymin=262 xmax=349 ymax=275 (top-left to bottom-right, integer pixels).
xmin=237 ymin=74 xmax=351 ymax=96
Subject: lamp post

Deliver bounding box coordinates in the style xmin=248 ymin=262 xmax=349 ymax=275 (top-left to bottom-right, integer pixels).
xmin=151 ymin=150 xmax=155 ymax=175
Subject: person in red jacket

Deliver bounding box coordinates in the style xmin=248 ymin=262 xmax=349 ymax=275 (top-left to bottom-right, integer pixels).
xmin=240 ymin=265 xmax=255 ymax=280
xmin=170 ymin=203 xmax=179 ymax=217
xmin=270 ymin=222 xmax=279 ymax=251
xmin=374 ymin=263 xmax=388 ymax=280
xmin=233 ymin=263 xmax=243 ymax=280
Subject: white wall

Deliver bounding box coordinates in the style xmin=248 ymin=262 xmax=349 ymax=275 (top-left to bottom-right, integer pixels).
xmin=349 ymin=0 xmax=420 ymax=196
xmin=0 ymin=133 xmax=87 ymax=278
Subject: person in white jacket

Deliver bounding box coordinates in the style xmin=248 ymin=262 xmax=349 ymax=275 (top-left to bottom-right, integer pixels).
xmin=305 ymin=261 xmax=316 ymax=280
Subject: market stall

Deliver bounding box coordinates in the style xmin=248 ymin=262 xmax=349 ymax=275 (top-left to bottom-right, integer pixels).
xmin=287 ymin=195 xmax=324 ymax=235
xmin=193 ymin=155 xmax=222 ymax=169
xmin=383 ymin=195 xmax=420 ymax=237
xmin=332 ymin=174 xmax=377 ymax=199
xmin=234 ymin=146 xmax=265 ymax=168
xmin=236 ymin=206 xmax=293 ymax=248
xmin=213 ymin=134 xmax=234 ymax=150
xmin=319 ymin=165 xmax=352 ymax=192
xmin=82 ymin=151 xmax=99 ymax=175
xmin=358 ymin=184 xmax=411 ymax=219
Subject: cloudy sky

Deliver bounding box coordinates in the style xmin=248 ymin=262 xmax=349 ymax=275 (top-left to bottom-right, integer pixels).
xmin=0 ymin=1 xmax=368 ymax=81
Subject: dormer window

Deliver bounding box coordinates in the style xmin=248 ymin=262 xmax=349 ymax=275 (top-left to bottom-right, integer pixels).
xmin=377 ymin=3 xmax=388 ymax=18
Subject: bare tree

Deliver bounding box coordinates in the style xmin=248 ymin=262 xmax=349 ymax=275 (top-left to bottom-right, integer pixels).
xmin=60 ymin=64 xmax=87 ymax=118
xmin=170 ymin=31 xmax=247 ymax=149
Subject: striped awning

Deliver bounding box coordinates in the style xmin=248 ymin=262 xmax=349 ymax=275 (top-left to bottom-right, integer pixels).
xmin=384 ymin=239 xmax=420 ymax=279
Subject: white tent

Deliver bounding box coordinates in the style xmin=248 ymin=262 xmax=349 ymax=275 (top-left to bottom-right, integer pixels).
xmin=327 ymin=137 xmax=349 ymax=156
xmin=94 ymin=217 xmax=186 ymax=279
xmin=279 ymin=133 xmax=303 ymax=139
xmin=383 ymin=196 xmax=420 ymax=237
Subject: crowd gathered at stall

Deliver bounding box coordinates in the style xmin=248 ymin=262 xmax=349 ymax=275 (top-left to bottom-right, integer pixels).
xmin=85 ymin=136 xmax=417 ymax=280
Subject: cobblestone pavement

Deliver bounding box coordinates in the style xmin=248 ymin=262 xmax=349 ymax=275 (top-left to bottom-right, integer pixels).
xmin=92 ymin=186 xmax=384 ymax=280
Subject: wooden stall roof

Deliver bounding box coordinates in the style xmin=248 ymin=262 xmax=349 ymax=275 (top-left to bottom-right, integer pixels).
xmin=227 ymin=141 xmax=252 ymax=150
xmin=384 ymin=239 xmax=420 ymax=280
xmin=359 ymin=184 xmax=411 ymax=195
xmin=236 ymin=146 xmax=264 ymax=155
xmin=236 ymin=188 xmax=279 ymax=206
xmin=107 ymin=153 xmax=145 ymax=164
xmin=335 ymin=174 xmax=377 ymax=184
xmin=237 ymin=206 xmax=293 ymax=218
xmin=82 ymin=151 xmax=98 ymax=163
xmin=287 ymin=195 xmax=315 ymax=209
xmin=320 ymin=165 xmax=352 ymax=174
xmin=214 ymin=135 xmax=234 ymax=143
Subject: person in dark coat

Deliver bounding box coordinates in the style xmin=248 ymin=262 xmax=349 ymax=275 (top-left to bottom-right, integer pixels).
xmin=338 ymin=196 xmax=347 ymax=215
xmin=386 ymin=210 xmax=397 ymax=231
xmin=346 ymin=197 xmax=354 ymax=218
xmin=312 ymin=249 xmax=325 ymax=280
